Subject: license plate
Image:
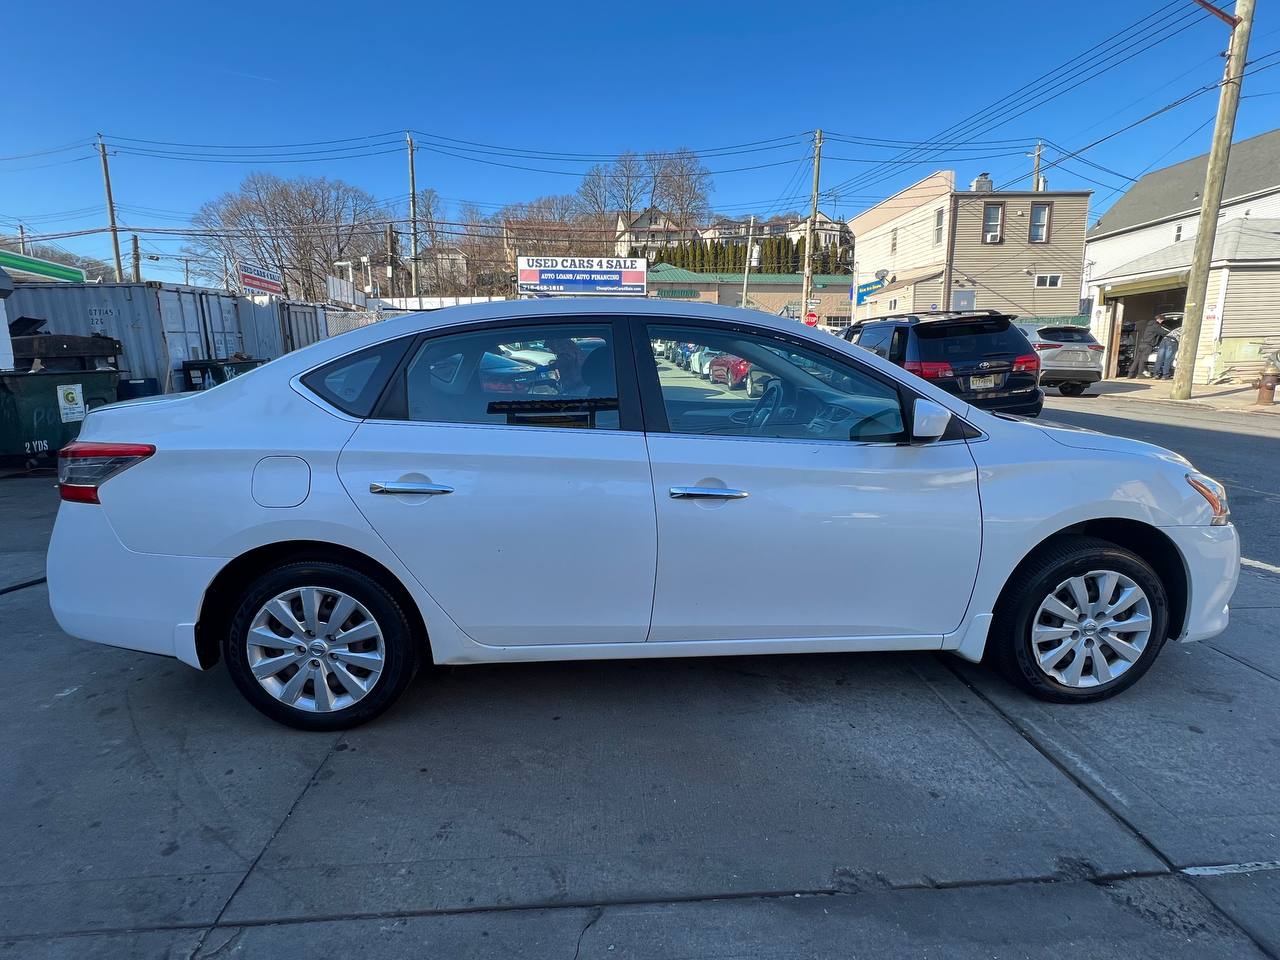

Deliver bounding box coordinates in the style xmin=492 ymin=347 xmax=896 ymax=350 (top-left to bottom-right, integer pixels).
xmin=1058 ymin=351 xmax=1088 ymax=362
xmin=970 ymin=375 xmax=996 ymax=390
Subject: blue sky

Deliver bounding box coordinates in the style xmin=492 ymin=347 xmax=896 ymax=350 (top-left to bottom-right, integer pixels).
xmin=3 ymin=0 xmax=1277 ymax=283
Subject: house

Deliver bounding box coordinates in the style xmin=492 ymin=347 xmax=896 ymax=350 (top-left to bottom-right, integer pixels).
xmin=847 ymin=171 xmax=1090 ymax=322
xmin=784 ymin=211 xmax=849 ymax=250
xmin=614 ymin=208 xmax=696 ymax=256
xmin=1084 ymin=128 xmax=1280 ymax=382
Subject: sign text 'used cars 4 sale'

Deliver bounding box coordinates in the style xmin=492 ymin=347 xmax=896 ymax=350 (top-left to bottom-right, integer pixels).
xmin=239 ymin=263 xmax=284 ymax=295
xmin=517 ymin=256 xmax=646 ymax=296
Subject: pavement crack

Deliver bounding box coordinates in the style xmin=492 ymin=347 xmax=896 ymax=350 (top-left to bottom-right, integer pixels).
xmin=1206 ymin=643 xmax=1280 ymax=683
xmin=572 ymin=907 xmax=604 ymax=960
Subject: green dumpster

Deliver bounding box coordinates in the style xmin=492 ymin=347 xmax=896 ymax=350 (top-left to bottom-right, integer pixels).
xmin=0 ymin=371 xmax=120 ymax=460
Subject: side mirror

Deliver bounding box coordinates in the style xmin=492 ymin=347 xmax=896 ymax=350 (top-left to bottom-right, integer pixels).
xmin=912 ymin=398 xmax=952 ymax=443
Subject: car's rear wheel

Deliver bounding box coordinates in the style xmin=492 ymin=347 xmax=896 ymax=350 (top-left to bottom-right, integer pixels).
xmin=1058 ymin=382 xmax=1087 ymax=397
xmin=223 ymin=561 xmax=419 ymax=730
xmin=988 ymin=536 xmax=1169 ymax=702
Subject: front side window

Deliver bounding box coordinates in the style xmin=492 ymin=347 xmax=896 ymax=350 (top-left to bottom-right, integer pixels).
xmin=1035 ymin=274 xmax=1063 ymax=288
xmin=982 ymin=203 xmax=1003 ymax=243
xmin=1029 ymin=202 xmax=1051 ymax=243
xmin=645 ymin=324 xmax=905 ymax=444
xmin=392 ymin=323 xmax=620 ymax=429
xmin=934 ymin=208 xmax=945 ymax=245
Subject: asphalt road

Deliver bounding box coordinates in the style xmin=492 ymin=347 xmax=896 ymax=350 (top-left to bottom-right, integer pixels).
xmin=1042 ymin=394 xmax=1280 ymax=567
xmin=2 ymin=398 xmax=1279 ymax=958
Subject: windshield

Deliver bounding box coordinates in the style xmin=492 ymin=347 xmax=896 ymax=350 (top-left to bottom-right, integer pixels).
xmin=915 ymin=319 xmax=1030 ymax=361
xmin=1035 ymin=326 xmax=1096 ymax=344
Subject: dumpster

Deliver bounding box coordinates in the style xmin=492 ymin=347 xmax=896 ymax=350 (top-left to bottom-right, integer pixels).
xmin=0 ymin=370 xmax=119 ymax=460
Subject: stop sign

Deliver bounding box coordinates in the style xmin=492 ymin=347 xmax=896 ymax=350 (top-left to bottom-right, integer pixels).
xmin=804 ymin=312 xmax=818 ymax=326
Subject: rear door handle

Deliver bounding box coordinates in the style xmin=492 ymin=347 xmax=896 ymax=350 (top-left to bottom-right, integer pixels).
xmin=370 ymin=481 xmax=453 ymax=496
xmin=669 ymin=486 xmax=749 ymax=500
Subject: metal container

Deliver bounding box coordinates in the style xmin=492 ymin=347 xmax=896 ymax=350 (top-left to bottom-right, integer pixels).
xmin=0 ymin=370 xmax=119 ymax=459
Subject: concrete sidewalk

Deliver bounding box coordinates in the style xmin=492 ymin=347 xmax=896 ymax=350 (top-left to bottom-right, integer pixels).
xmin=1087 ymin=377 xmax=1278 ymax=414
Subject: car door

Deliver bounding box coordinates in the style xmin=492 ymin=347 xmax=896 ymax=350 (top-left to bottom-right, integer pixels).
xmin=636 ymin=319 xmax=982 ymax=643
xmin=337 ymin=318 xmax=657 ymax=646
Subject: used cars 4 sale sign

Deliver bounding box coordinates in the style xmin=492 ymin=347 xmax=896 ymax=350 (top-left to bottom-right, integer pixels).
xmin=517 ymin=257 xmax=647 ymax=296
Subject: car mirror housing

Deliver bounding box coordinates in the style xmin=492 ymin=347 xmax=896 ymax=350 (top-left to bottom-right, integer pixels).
xmin=912 ymin=398 xmax=952 ymax=443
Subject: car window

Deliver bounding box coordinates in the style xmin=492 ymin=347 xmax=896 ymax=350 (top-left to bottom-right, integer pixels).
xmin=645 ymin=324 xmax=905 ymax=444
xmin=396 ymin=323 xmax=620 ymax=429
xmin=1036 ymin=326 xmax=1096 ymax=344
xmin=301 ymin=337 xmax=414 ymax=417
xmin=915 ymin=318 xmax=1030 ymax=361
xmin=854 ymin=323 xmax=890 ymax=357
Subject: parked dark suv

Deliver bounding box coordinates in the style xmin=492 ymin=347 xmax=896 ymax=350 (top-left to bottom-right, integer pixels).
xmin=841 ymin=311 xmax=1043 ymax=417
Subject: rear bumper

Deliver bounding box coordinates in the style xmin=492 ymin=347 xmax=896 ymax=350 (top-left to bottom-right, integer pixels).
xmin=968 ymin=389 xmax=1044 ymax=417
xmin=1040 ymin=370 xmax=1103 ymax=385
xmin=1163 ymin=523 xmax=1240 ymax=643
xmin=46 ymin=503 xmax=225 ymax=668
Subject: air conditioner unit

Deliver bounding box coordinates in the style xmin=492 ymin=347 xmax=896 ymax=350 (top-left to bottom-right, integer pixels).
xmin=984 ymin=231 xmax=1002 ymax=243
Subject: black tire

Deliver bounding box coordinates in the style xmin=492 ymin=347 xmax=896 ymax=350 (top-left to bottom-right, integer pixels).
xmin=1058 ymin=382 xmax=1086 ymax=397
xmin=987 ymin=535 xmax=1169 ymax=703
xmin=223 ymin=561 xmax=419 ymax=730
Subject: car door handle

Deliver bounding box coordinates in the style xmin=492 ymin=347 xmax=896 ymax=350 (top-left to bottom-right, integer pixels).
xmin=369 ymin=481 xmax=454 ymax=496
xmin=669 ymin=486 xmax=749 ymax=500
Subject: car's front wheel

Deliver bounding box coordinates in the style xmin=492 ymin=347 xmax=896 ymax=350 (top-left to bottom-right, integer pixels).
xmin=988 ymin=536 xmax=1169 ymax=702
xmin=223 ymin=561 xmax=419 ymax=730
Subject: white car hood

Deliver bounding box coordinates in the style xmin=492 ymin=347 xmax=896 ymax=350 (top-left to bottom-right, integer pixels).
xmin=1031 ymin=417 xmax=1191 ymax=465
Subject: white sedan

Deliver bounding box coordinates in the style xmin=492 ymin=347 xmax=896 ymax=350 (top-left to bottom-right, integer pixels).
xmin=47 ymin=299 xmax=1239 ymax=729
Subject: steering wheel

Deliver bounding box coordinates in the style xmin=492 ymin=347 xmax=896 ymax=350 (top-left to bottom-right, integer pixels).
xmin=748 ymin=379 xmax=785 ymax=435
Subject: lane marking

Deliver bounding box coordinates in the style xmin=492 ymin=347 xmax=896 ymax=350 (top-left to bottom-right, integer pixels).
xmin=1182 ymin=860 xmax=1280 ymax=877
xmin=1241 ymin=557 xmax=1280 ymax=575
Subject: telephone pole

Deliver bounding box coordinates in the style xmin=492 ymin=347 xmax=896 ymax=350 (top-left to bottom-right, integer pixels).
xmin=386 ymin=223 xmax=398 ymax=299
xmin=740 ymin=215 xmax=756 ymax=308
xmin=97 ymin=135 xmax=124 ymax=282
xmin=800 ymin=129 xmax=823 ymax=323
xmin=406 ymin=133 xmax=421 ymax=299
xmin=131 ymin=234 xmax=141 ymax=282
xmin=17 ymin=223 xmax=27 ymax=255
xmin=1172 ymin=0 xmax=1254 ymax=400
xmin=1031 ymin=140 xmax=1043 ymax=191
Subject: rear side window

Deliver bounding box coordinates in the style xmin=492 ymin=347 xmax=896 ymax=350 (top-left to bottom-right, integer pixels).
xmin=301 ymin=338 xmax=412 ymax=417
xmin=1036 ymin=326 xmax=1096 ymax=344
xmin=914 ymin=319 xmax=1030 ymax=361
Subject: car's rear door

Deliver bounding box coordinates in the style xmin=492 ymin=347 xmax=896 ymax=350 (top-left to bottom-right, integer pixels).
xmin=337 ymin=317 xmax=657 ymax=646
xmin=635 ymin=318 xmax=982 ymax=643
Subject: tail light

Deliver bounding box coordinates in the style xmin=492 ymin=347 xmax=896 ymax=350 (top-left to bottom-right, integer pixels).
xmin=57 ymin=441 xmax=155 ymax=504
xmin=1032 ymin=342 xmax=1056 ymax=351
xmin=904 ymin=360 xmax=954 ymax=379
xmin=1087 ymin=344 xmax=1105 ymax=352
xmin=1012 ymin=353 xmax=1041 ymax=373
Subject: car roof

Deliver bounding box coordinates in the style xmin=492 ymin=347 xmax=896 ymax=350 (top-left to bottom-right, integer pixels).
xmin=854 ymin=309 xmax=1014 ymax=327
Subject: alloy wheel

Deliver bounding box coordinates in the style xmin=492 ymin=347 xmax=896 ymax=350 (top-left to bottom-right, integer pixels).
xmin=246 ymin=586 xmax=386 ymax=712
xmin=1029 ymin=569 xmax=1153 ymax=688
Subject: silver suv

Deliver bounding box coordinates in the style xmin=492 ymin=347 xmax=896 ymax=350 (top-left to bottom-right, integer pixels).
xmin=1015 ymin=323 xmax=1104 ymax=397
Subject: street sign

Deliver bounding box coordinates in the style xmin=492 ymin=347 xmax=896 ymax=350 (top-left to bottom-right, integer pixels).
xmin=855 ymin=278 xmax=886 ymax=305
xmin=804 ymin=312 xmax=819 ymax=326
xmin=239 ymin=263 xmax=284 ymax=294
xmin=0 ymin=249 xmax=86 ymax=283
xmin=517 ymin=256 xmax=646 ymax=296
xmin=806 ymin=298 xmax=822 ymax=307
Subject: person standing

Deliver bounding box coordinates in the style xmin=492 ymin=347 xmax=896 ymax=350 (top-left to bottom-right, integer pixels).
xmin=1127 ymin=316 xmax=1162 ymax=378
xmin=1154 ymin=321 xmax=1182 ymax=380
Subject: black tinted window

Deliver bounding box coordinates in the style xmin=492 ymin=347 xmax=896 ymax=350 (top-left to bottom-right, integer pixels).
xmin=1036 ymin=326 xmax=1096 ymax=344
xmin=915 ymin=319 xmax=1030 ymax=361
xmin=302 ymin=337 xmax=412 ymax=416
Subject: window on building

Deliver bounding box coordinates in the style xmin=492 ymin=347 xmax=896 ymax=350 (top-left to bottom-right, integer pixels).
xmin=888 ymin=297 xmax=899 ymax=310
xmin=890 ymin=228 xmax=898 ymax=256
xmin=1029 ymin=203 xmax=1051 ymax=243
xmin=982 ymin=203 xmax=1004 ymax=243
xmin=934 ymin=208 xmax=944 ymax=245
xmin=1174 ymin=223 xmax=1183 ymax=241
xmin=1034 ymin=274 xmax=1062 ymax=288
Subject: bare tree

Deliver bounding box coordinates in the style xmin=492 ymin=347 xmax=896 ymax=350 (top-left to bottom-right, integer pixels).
xmin=185 ymin=173 xmax=389 ymax=300
xmin=609 ymin=152 xmax=646 ymax=225
xmin=643 ymin=152 xmax=673 ymax=210
xmin=656 ymin=148 xmax=712 ymax=233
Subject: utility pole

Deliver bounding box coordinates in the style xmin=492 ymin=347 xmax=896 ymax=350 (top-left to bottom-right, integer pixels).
xmin=740 ymin=215 xmax=755 ymax=308
xmin=406 ymin=132 xmax=421 ymax=299
xmin=97 ymin=135 xmax=124 ymax=282
xmin=17 ymin=223 xmax=27 ymax=255
xmin=1031 ymin=140 xmax=1043 ymax=191
xmin=131 ymin=234 xmax=141 ymax=282
xmin=1172 ymin=0 xmax=1254 ymax=400
xmin=800 ymin=129 xmax=823 ymax=323
xmin=386 ymin=223 xmax=398 ymax=299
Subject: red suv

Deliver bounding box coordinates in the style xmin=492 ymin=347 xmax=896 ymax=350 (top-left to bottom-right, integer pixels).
xmin=708 ymin=354 xmax=750 ymax=389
